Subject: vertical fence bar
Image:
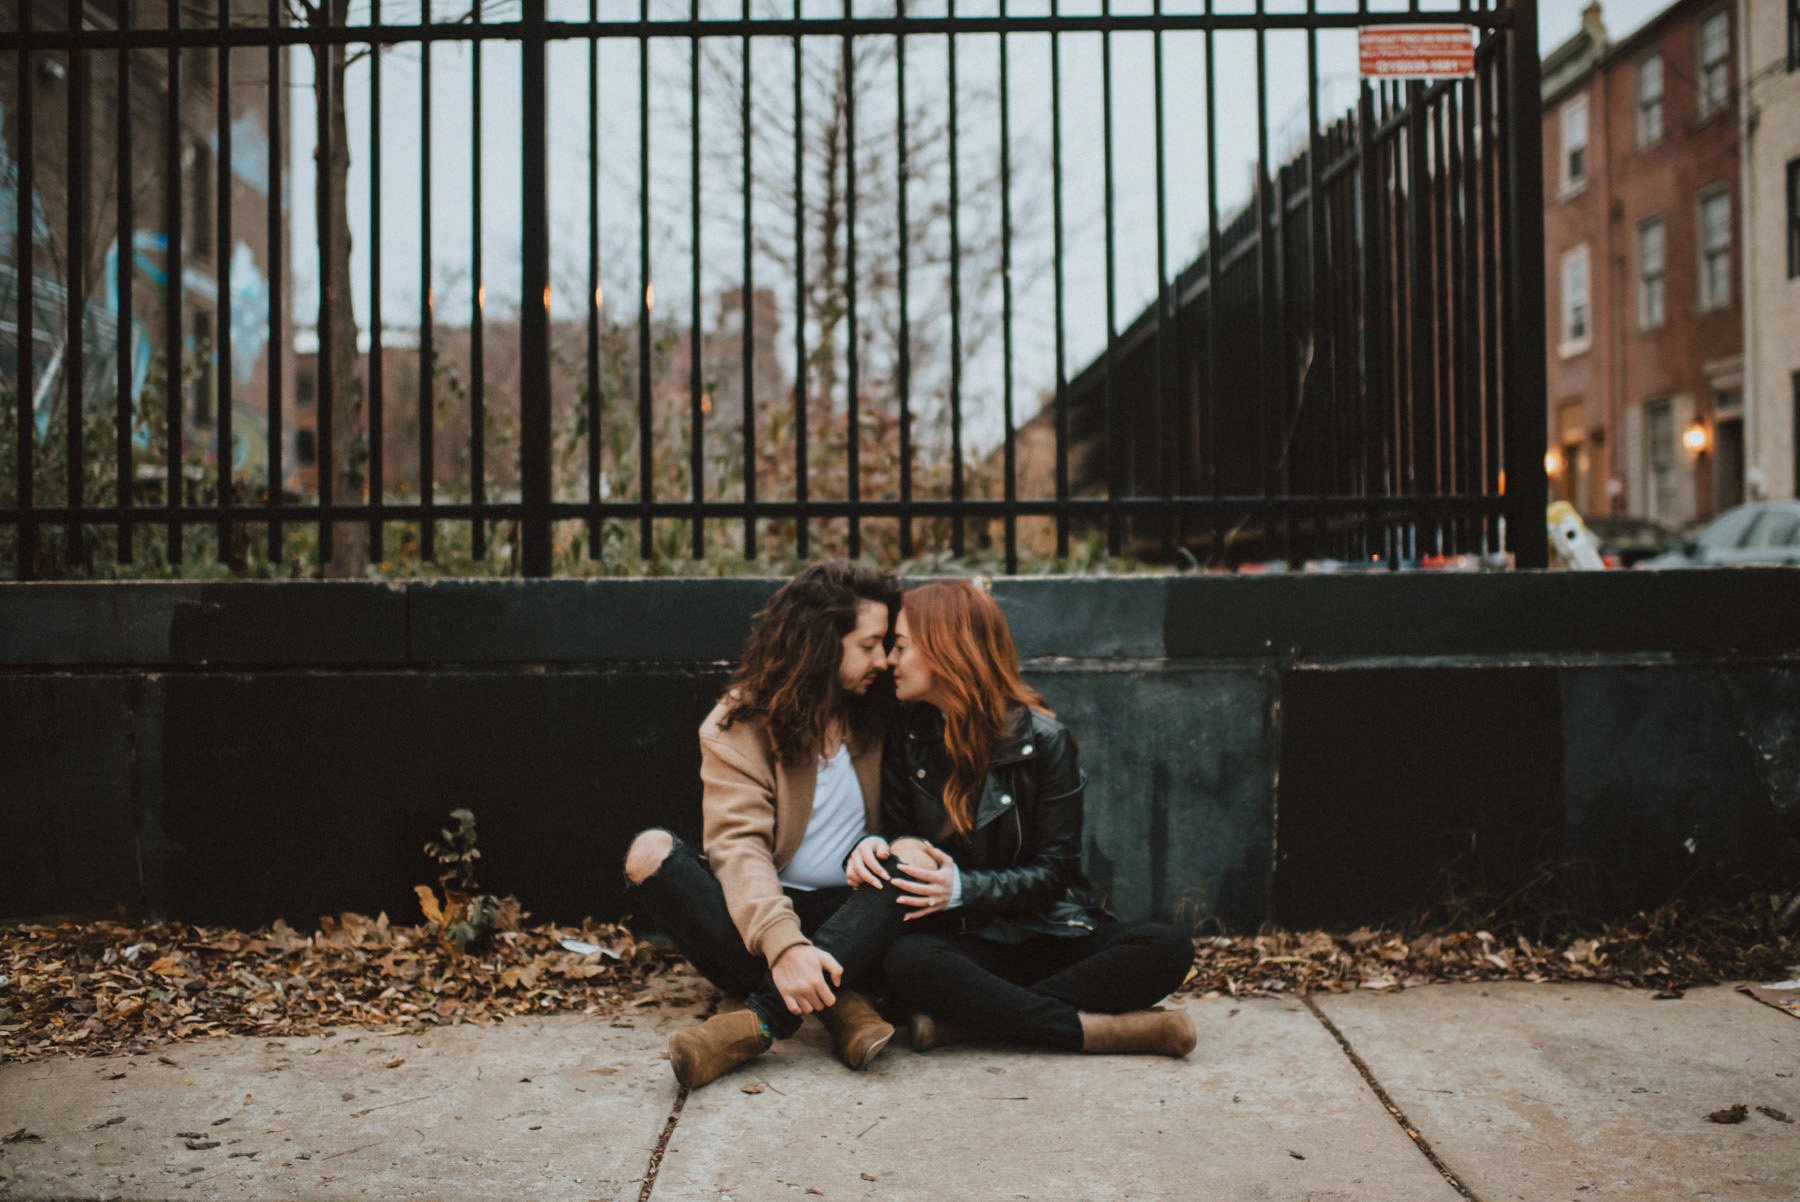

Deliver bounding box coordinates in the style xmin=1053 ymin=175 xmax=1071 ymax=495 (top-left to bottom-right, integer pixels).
xmin=844 ymin=0 xmax=861 ymax=559
xmin=116 ymin=0 xmax=135 ymax=564
xmin=215 ymin=0 xmax=233 ymax=560
xmin=369 ymin=0 xmax=386 ymax=561
xmin=520 ymin=0 xmax=551 ymax=576
xmin=792 ymin=0 xmax=808 ymax=559
xmin=316 ymin=1 xmax=335 ymax=564
xmin=690 ymin=0 xmax=704 ymax=559
xmin=638 ymin=0 xmax=655 ymax=558
xmin=1151 ymin=0 xmax=1170 ymax=560
xmin=741 ymin=0 xmax=756 ymax=559
xmin=419 ymin=0 xmax=436 ymax=561
xmin=1479 ymin=42 xmax=1502 ymax=549
xmin=267 ymin=0 xmax=284 ymax=563
xmin=1427 ymin=95 xmax=1447 ymax=551
xmin=947 ymin=0 xmax=964 ymax=556
xmin=164 ymin=0 xmax=185 ymax=566
xmin=1253 ymin=8 xmax=1272 ymax=553
xmin=999 ymin=0 xmax=1016 ymax=572
xmin=1050 ymin=0 xmax=1068 ymax=559
xmin=12 ymin=4 xmax=35 ymax=578
xmin=1358 ymin=82 xmax=1381 ymax=560
xmin=473 ymin=0 xmax=489 ymax=561
xmin=1502 ymin=0 xmax=1547 ymax=567
xmin=1100 ymin=0 xmax=1119 ymax=557
xmin=896 ymin=0 xmax=913 ymax=558
xmin=1204 ymin=9 xmax=1222 ymax=559
xmin=66 ymin=0 xmax=89 ymax=568
xmin=1305 ymin=14 xmax=1327 ymax=557
xmin=588 ymin=0 xmax=603 ymax=559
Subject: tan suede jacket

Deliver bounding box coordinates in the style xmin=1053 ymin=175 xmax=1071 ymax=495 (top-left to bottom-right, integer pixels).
xmin=698 ymin=698 xmax=884 ymax=966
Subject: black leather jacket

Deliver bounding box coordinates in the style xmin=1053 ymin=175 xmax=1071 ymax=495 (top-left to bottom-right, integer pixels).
xmin=882 ymin=704 xmax=1108 ymax=941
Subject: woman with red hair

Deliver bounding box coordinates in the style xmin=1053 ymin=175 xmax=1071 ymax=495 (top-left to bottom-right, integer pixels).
xmin=845 ymin=579 xmax=1197 ymax=1056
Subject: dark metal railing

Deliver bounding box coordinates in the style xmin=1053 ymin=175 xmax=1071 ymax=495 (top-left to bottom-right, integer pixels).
xmin=1 ymin=0 xmax=1547 ymax=580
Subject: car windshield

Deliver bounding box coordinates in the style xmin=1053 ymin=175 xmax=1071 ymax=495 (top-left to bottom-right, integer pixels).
xmin=1695 ymin=507 xmax=1760 ymax=550
xmin=1743 ymin=509 xmax=1800 ymax=548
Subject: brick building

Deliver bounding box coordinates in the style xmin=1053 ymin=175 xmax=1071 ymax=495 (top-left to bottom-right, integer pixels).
xmin=1542 ymin=0 xmax=1744 ymax=527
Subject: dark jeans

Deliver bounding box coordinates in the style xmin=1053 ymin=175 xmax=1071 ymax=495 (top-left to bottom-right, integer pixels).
xmin=881 ymin=921 xmax=1196 ymax=1051
xmin=625 ymin=836 xmax=912 ymax=1040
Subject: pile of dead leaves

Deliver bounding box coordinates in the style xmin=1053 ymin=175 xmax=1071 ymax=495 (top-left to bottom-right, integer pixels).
xmin=1179 ymin=896 xmax=1800 ymax=1000
xmin=0 ymin=911 xmax=684 ymax=1064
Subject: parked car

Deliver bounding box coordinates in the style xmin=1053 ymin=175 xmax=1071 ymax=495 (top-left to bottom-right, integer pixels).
xmin=1638 ymin=500 xmax=1800 ymax=568
xmin=1583 ymin=515 xmax=1679 ymax=568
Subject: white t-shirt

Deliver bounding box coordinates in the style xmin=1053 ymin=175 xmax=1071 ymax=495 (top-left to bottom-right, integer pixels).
xmin=777 ymin=744 xmax=869 ymax=891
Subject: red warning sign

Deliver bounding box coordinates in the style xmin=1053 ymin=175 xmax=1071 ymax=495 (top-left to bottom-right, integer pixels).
xmin=1359 ymin=26 xmax=1477 ymax=79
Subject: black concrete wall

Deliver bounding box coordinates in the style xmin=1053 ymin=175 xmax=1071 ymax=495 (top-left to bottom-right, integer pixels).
xmin=3 ymin=572 xmax=1798 ymax=930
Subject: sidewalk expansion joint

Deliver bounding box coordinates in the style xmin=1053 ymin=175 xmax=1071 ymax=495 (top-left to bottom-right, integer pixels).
xmin=1301 ymin=994 xmax=1483 ymax=1202
xmin=636 ymin=1084 xmax=690 ymax=1202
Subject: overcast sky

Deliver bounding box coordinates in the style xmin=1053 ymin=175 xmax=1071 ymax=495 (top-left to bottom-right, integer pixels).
xmin=279 ymin=0 xmax=1687 ymax=452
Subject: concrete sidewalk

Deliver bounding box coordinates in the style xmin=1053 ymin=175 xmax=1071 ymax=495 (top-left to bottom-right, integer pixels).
xmin=1 ymin=982 xmax=1796 ymax=1201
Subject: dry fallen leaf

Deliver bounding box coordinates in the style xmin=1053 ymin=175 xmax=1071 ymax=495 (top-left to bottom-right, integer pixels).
xmin=1707 ymin=1104 xmax=1748 ymax=1124
xmin=384 ymin=1056 xmax=406 ymax=1069
xmin=740 ymin=1082 xmax=765 ymax=1095
xmin=1756 ymin=1106 xmax=1792 ymax=1123
xmin=861 ymin=1172 xmax=877 ymax=1181
xmin=184 ymin=1138 xmax=221 ymax=1150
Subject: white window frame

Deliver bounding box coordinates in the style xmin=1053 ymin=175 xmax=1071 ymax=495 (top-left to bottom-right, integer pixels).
xmin=1560 ymin=93 xmax=1590 ymax=194
xmin=1698 ymin=184 xmax=1732 ymax=312
xmin=1637 ymin=216 xmax=1666 ymax=330
xmin=1636 ymin=55 xmax=1664 ymax=147
xmin=1561 ymin=244 xmax=1592 ymax=357
xmin=1697 ymin=8 xmax=1729 ymax=118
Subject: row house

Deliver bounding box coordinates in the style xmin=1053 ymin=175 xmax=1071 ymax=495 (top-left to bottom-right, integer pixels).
xmin=1542 ymin=0 xmax=1746 ymax=526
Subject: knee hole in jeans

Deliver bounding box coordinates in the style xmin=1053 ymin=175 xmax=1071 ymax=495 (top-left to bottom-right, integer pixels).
xmin=624 ymin=828 xmax=675 ymax=884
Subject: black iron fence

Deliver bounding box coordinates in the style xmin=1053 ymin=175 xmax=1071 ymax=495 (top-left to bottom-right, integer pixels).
xmin=1 ymin=0 xmax=1547 ymax=579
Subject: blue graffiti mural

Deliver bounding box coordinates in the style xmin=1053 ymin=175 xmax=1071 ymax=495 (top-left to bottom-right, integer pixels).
xmin=3 ymin=95 xmax=279 ymax=477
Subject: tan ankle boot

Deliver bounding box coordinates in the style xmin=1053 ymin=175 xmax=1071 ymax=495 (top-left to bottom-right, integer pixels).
xmin=1077 ymin=1009 xmax=1196 ymax=1058
xmin=668 ymin=1008 xmax=769 ymax=1088
xmin=908 ymin=1011 xmax=966 ymax=1053
xmin=816 ymin=990 xmax=894 ymax=1071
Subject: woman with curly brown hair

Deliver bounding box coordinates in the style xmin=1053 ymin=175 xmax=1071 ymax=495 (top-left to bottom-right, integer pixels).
xmin=622 ymin=559 xmax=937 ymax=1089
xmin=846 ymin=579 xmax=1197 ymax=1057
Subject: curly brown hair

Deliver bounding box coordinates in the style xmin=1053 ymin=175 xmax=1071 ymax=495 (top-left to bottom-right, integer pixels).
xmin=720 ymin=559 xmax=902 ymax=765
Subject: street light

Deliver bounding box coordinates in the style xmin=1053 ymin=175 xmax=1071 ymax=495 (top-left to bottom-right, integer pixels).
xmin=1683 ymin=417 xmax=1710 ymax=457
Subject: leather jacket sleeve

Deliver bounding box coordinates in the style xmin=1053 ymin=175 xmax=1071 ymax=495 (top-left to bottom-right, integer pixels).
xmin=879 ymin=734 xmax=925 ymax=841
xmin=957 ymin=726 xmax=1086 ymax=920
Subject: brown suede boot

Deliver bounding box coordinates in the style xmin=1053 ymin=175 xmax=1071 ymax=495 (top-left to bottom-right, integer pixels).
xmin=1077 ymin=1009 xmax=1196 ymax=1058
xmin=907 ymin=1011 xmax=967 ymax=1053
xmin=668 ymin=1009 xmax=769 ymax=1089
xmin=816 ymin=990 xmax=894 ymax=1071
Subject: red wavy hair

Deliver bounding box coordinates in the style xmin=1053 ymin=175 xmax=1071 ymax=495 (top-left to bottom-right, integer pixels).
xmin=902 ymin=580 xmax=1052 ymax=839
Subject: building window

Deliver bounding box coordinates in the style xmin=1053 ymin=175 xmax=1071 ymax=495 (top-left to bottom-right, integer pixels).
xmin=191 ymin=309 xmax=214 ymax=429
xmin=1788 ymin=158 xmax=1800 ymax=279
xmin=1560 ymin=93 xmax=1589 ymax=191
xmin=1647 ymin=400 xmax=1677 ymax=521
xmin=1697 ymin=8 xmax=1729 ymax=117
xmin=296 ymin=428 xmax=317 ymax=466
xmin=297 ymin=366 xmax=315 ymax=409
xmin=1561 ymin=244 xmax=1591 ymax=355
xmin=186 ymin=138 xmax=213 ymax=262
xmin=1638 ymin=217 xmax=1666 ymax=329
xmin=1698 ymin=185 xmax=1732 ymax=311
xmin=1636 ymin=55 xmax=1664 ymax=147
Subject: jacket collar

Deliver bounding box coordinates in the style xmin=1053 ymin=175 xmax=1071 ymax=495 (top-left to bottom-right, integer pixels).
xmin=905 ymin=705 xmax=1038 ymax=766
xmin=989 ymin=707 xmax=1040 ymax=766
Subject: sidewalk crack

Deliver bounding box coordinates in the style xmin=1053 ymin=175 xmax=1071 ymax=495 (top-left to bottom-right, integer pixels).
xmin=1301 ymin=994 xmax=1483 ymax=1202
xmin=636 ymin=1084 xmax=690 ymax=1202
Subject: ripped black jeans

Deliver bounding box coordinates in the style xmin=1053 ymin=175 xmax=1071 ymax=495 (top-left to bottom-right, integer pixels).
xmin=624 ymin=836 xmax=913 ymax=1040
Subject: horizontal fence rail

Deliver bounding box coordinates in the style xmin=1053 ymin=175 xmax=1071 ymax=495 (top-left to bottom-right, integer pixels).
xmin=0 ymin=0 xmax=1547 ymax=579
